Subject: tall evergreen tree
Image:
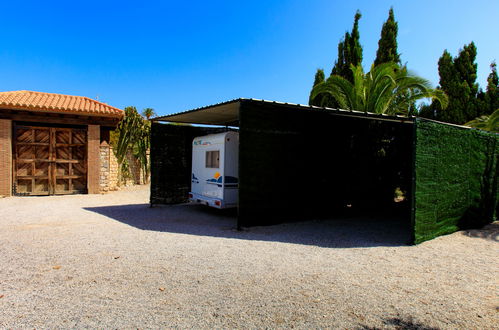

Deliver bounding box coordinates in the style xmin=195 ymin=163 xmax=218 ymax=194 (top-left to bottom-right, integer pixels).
xmin=428 ymin=42 xmax=481 ymax=124
xmin=331 ymin=10 xmax=363 ymax=83
xmin=374 ymin=7 xmax=400 ymax=66
xmin=373 ymin=7 xmax=414 ymax=114
xmin=433 ymin=50 xmax=464 ymax=123
xmin=485 ymin=61 xmax=499 ymax=114
xmin=418 ymin=103 xmax=435 ymax=119
xmin=309 ymin=69 xmax=325 ymax=106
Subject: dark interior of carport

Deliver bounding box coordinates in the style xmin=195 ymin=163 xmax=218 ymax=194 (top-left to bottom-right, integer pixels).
xmin=151 ymin=99 xmax=415 ymax=241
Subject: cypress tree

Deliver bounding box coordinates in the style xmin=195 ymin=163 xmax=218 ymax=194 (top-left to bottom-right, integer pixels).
xmin=374 ymin=7 xmax=400 ymax=66
xmin=455 ymin=42 xmax=480 ymax=121
xmin=432 ymin=42 xmax=481 ymax=124
xmin=485 ymin=61 xmax=499 ymax=114
xmin=418 ymin=103 xmax=436 ymax=119
xmin=434 ymin=50 xmax=465 ymax=123
xmin=309 ymin=69 xmax=326 ymax=106
xmin=312 ymin=68 xmax=325 ymax=87
xmin=332 ymin=37 xmax=347 ymax=77
xmin=331 ymin=10 xmax=363 ymax=83
xmin=374 ymin=7 xmax=413 ymax=113
xmin=349 ymin=11 xmax=363 ymax=69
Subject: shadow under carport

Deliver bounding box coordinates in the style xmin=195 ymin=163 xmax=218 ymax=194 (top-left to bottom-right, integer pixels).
xmin=84 ymin=203 xmax=412 ymax=248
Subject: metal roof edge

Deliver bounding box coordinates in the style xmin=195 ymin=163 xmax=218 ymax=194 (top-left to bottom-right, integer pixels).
xmin=152 ymin=98 xmax=243 ymax=122
xmin=416 ymin=117 xmax=499 ymax=135
xmin=415 ymin=117 xmax=474 ymax=130
xmin=152 ymin=98 xmax=417 ymax=123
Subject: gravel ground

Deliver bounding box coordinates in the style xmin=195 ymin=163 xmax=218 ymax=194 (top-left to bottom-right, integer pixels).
xmin=0 ymin=185 xmax=497 ymax=329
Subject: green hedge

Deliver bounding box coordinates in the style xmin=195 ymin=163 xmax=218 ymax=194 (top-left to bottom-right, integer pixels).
xmin=150 ymin=123 xmax=225 ymax=205
xmin=238 ymin=100 xmax=413 ymax=228
xmin=414 ymin=119 xmax=498 ymax=243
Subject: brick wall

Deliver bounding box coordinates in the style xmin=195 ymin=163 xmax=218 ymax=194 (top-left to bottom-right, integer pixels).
xmin=0 ymin=119 xmax=12 ymax=197
xmin=87 ymin=125 xmax=100 ymax=194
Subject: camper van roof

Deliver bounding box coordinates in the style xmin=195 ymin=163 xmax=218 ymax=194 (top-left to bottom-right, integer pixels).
xmin=153 ymin=98 xmax=416 ymax=126
xmin=193 ymin=131 xmax=237 ymax=140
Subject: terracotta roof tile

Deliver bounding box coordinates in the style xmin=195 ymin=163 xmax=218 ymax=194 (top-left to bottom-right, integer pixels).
xmin=0 ymin=90 xmax=123 ymax=118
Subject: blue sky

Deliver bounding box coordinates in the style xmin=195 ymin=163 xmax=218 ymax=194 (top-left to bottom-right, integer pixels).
xmin=0 ymin=0 xmax=497 ymax=116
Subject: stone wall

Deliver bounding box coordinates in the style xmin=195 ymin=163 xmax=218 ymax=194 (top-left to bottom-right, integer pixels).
xmin=109 ymin=147 xmax=119 ymax=191
xmin=103 ymin=147 xmax=148 ymax=190
xmin=99 ymin=144 xmax=110 ymax=192
xmin=126 ymin=150 xmax=146 ymax=185
xmin=99 ymin=145 xmax=121 ymax=192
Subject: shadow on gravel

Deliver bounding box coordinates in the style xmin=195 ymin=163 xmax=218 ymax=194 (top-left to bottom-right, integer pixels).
xmin=84 ymin=203 xmax=412 ymax=248
xmin=461 ymin=222 xmax=499 ymax=242
xmin=358 ymin=316 xmax=439 ymax=330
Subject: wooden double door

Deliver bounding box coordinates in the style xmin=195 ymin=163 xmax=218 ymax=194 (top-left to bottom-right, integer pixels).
xmin=13 ymin=124 xmax=88 ymax=195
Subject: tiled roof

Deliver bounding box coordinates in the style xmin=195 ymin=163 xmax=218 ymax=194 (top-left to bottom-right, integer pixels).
xmin=0 ymin=90 xmax=123 ymax=118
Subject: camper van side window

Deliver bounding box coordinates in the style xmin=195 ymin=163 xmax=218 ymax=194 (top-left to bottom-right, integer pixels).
xmin=206 ymin=150 xmax=220 ymax=168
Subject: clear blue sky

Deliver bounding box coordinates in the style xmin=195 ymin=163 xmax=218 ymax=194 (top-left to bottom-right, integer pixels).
xmin=0 ymin=0 xmax=497 ymax=116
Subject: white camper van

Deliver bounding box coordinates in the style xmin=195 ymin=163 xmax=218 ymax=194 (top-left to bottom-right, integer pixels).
xmin=189 ymin=131 xmax=239 ymax=209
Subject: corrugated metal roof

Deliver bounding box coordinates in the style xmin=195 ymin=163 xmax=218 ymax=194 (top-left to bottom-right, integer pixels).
xmin=0 ymin=90 xmax=124 ymax=118
xmin=153 ymin=98 xmax=416 ymax=125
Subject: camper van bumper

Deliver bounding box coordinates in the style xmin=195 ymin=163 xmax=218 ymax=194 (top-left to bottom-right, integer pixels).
xmin=189 ymin=192 xmax=225 ymax=209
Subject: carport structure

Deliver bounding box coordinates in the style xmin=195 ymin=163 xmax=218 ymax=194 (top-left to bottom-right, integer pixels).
xmin=151 ymin=99 xmax=498 ymax=244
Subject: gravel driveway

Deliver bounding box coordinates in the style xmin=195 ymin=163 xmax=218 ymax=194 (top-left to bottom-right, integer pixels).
xmin=0 ymin=185 xmax=497 ymax=329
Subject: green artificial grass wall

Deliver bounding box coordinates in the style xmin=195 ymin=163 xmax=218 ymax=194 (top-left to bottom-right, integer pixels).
xmin=413 ymin=119 xmax=498 ymax=244
xmin=150 ymin=123 xmax=225 ymax=205
xmin=238 ymin=100 xmax=413 ymax=228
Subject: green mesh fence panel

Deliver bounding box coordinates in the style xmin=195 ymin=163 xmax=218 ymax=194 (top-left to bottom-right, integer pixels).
xmin=150 ymin=123 xmax=225 ymax=205
xmin=238 ymin=101 xmax=413 ymax=228
xmin=414 ymin=118 xmax=498 ymax=244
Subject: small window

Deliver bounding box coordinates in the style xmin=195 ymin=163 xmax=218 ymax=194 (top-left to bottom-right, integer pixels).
xmin=206 ymin=150 xmax=220 ymax=168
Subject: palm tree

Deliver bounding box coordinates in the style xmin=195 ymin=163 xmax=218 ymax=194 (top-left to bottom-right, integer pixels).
xmin=141 ymin=107 xmax=156 ymax=120
xmin=465 ymin=109 xmax=499 ymax=133
xmin=310 ymin=62 xmax=448 ymax=116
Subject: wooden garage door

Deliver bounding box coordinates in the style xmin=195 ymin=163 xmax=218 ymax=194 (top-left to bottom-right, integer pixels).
xmin=13 ymin=125 xmax=87 ymax=195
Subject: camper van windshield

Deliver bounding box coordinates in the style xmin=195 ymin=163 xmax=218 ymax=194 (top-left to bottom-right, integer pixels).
xmin=206 ymin=150 xmax=220 ymax=168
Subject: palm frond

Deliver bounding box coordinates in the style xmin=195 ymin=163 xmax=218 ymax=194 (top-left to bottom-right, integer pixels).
xmin=465 ymin=109 xmax=499 ymax=132
xmin=313 ymin=62 xmax=446 ymax=116
xmin=311 ymin=75 xmax=353 ymax=109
